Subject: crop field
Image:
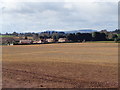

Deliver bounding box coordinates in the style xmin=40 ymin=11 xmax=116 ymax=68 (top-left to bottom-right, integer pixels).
xmin=2 ymin=43 xmax=118 ymax=88
xmin=0 ymin=35 xmax=14 ymax=37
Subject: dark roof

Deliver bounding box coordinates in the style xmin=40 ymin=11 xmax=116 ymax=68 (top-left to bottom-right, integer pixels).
xmin=1 ymin=37 xmax=21 ymax=44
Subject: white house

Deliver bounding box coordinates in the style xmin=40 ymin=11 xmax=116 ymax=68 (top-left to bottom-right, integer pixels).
xmin=33 ymin=40 xmax=42 ymax=43
xmin=46 ymin=38 xmax=55 ymax=43
xmin=19 ymin=40 xmax=32 ymax=44
xmin=58 ymin=38 xmax=68 ymax=42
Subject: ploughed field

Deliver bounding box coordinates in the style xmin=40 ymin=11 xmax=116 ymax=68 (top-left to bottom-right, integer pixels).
xmin=2 ymin=43 xmax=118 ymax=88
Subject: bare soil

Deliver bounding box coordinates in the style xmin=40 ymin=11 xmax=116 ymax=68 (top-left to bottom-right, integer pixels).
xmin=2 ymin=43 xmax=118 ymax=88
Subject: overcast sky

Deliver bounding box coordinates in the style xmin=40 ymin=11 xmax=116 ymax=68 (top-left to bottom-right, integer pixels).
xmin=0 ymin=0 xmax=118 ymax=33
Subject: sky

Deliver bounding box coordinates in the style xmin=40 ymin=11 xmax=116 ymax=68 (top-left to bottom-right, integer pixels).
xmin=0 ymin=0 xmax=118 ymax=33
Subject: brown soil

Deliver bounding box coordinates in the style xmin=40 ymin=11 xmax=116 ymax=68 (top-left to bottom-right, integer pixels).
xmin=2 ymin=43 xmax=118 ymax=88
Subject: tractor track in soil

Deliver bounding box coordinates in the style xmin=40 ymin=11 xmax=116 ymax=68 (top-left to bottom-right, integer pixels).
xmin=3 ymin=68 xmax=118 ymax=88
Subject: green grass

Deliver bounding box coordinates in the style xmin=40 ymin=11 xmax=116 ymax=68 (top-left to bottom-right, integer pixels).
xmin=117 ymin=34 xmax=120 ymax=38
xmin=0 ymin=35 xmax=14 ymax=37
xmin=86 ymin=41 xmax=115 ymax=43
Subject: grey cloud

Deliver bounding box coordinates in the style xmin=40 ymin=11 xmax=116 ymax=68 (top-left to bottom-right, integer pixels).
xmin=1 ymin=1 xmax=118 ymax=33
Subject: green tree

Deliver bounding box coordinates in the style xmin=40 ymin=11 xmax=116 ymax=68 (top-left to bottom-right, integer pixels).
xmin=25 ymin=36 xmax=28 ymax=39
xmin=52 ymin=33 xmax=59 ymax=40
xmin=66 ymin=33 xmax=77 ymax=42
xmin=92 ymin=32 xmax=107 ymax=41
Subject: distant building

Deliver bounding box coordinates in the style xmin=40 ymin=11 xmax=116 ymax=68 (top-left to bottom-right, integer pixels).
xmin=33 ymin=40 xmax=42 ymax=44
xmin=1 ymin=37 xmax=20 ymax=45
xmin=46 ymin=38 xmax=55 ymax=43
xmin=9 ymin=43 xmax=13 ymax=46
xmin=107 ymin=32 xmax=115 ymax=39
xmin=19 ymin=40 xmax=32 ymax=44
xmin=58 ymin=38 xmax=68 ymax=42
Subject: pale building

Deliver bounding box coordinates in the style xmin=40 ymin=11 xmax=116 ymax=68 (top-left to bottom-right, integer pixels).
xmin=19 ymin=40 xmax=32 ymax=44
xmin=46 ymin=38 xmax=55 ymax=43
xmin=58 ymin=38 xmax=68 ymax=42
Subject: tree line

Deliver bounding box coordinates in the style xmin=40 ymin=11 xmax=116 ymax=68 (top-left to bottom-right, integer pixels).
xmin=31 ymin=31 xmax=120 ymax=42
xmin=3 ymin=29 xmax=120 ymax=43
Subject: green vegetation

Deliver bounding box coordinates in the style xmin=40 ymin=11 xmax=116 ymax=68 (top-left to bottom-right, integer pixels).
xmin=117 ymin=34 xmax=120 ymax=38
xmin=0 ymin=35 xmax=14 ymax=37
xmin=1 ymin=29 xmax=120 ymax=45
xmin=86 ymin=41 xmax=115 ymax=43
